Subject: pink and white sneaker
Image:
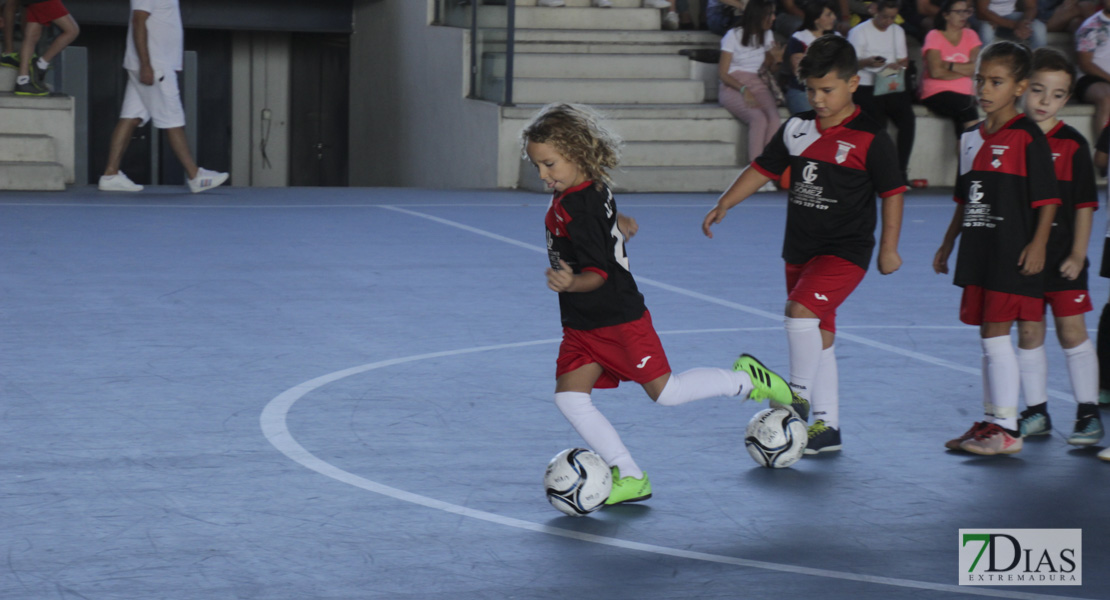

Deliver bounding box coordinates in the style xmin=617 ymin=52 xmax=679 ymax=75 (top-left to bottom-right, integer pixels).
xmin=959 ymin=423 xmax=1023 ymax=456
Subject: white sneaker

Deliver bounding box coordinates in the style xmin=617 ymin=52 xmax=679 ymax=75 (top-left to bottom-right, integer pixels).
xmin=98 ymin=172 xmax=143 ymax=192
xmin=662 ymin=10 xmax=679 ymax=29
xmin=643 ymin=0 xmax=671 ymax=8
xmin=187 ymin=167 xmax=229 ymax=193
xmin=538 ymin=0 xmax=566 ymax=6
xmin=1100 ymin=446 xmax=1110 ymax=462
xmin=593 ymin=0 xmax=612 ymax=6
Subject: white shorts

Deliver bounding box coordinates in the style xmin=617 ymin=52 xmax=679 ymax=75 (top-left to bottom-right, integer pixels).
xmin=120 ymin=68 xmax=186 ymax=129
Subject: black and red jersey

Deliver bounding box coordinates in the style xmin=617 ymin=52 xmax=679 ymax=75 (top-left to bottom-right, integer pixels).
xmin=952 ymin=114 xmax=1061 ymax=297
xmin=1044 ymin=122 xmax=1097 ymax=292
xmin=752 ymin=107 xmax=907 ymax=271
xmin=545 ymin=181 xmax=646 ymax=330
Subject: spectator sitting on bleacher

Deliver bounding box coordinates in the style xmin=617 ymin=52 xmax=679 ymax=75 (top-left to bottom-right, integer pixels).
xmin=849 ymin=0 xmax=915 ymax=181
xmin=1076 ymin=0 xmax=1110 ymax=133
xmin=707 ymin=0 xmax=745 ymax=35
xmin=1038 ymin=0 xmax=1097 ymax=33
xmin=976 ymin=0 xmax=1047 ymax=47
xmin=920 ymin=0 xmax=982 ymax=136
xmin=780 ymin=0 xmax=841 ymax=114
xmin=719 ymin=0 xmax=784 ymax=167
xmin=12 ymin=0 xmax=79 ymax=97
xmin=779 ymin=0 xmax=852 ymax=36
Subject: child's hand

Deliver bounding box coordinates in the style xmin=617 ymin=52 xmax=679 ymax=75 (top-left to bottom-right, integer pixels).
xmin=546 ymin=259 xmax=576 ymax=292
xmin=1018 ymin=243 xmax=1046 ymax=276
xmin=617 ymin=213 xmax=638 ymax=241
xmin=878 ymin=248 xmax=902 ymax=275
xmin=702 ymin=205 xmax=727 ymax=238
xmin=1059 ymin=253 xmax=1086 ymax=280
xmin=933 ymin=243 xmax=952 ymax=274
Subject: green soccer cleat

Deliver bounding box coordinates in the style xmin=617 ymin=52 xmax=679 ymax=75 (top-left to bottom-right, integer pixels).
xmin=0 ymin=52 xmax=18 ymax=69
xmin=605 ymin=467 xmax=651 ymax=505
xmin=732 ymin=353 xmax=807 ymax=420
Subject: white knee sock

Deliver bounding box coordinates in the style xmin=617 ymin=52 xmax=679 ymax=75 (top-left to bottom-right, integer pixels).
xmin=655 ymin=368 xmax=750 ymax=406
xmin=982 ymin=336 xmax=1019 ymax=431
xmin=1017 ymin=345 xmax=1048 ymax=408
xmin=1064 ymin=339 xmax=1099 ymax=406
xmin=981 ymin=354 xmax=994 ymax=424
xmin=785 ymin=317 xmax=822 ymax=402
xmin=812 ymin=345 xmax=839 ymax=429
xmin=553 ymin=391 xmax=641 ymax=479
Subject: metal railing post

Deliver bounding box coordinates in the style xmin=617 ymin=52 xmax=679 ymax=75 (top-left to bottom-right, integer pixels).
xmin=468 ymin=0 xmax=478 ymax=98
xmin=504 ymin=0 xmax=515 ymax=106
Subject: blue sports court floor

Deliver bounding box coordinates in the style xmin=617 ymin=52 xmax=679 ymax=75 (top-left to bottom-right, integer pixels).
xmin=1 ymin=185 xmax=1107 ymax=599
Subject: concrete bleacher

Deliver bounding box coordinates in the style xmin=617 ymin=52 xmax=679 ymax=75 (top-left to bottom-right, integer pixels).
xmin=0 ymin=62 xmax=72 ymax=191
xmin=475 ymin=2 xmax=1098 ymax=192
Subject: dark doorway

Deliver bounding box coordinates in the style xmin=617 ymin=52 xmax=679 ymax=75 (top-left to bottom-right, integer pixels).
xmin=289 ymin=33 xmax=349 ymax=187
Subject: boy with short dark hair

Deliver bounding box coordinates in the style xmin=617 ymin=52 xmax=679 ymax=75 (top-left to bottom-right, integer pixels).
xmin=702 ymin=35 xmax=906 ymax=455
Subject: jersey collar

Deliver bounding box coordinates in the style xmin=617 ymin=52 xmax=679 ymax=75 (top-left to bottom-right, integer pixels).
xmin=817 ymin=105 xmax=861 ymax=134
xmin=553 ymin=180 xmax=594 ymax=201
xmin=1045 ymin=120 xmax=1064 ymax=138
xmin=980 ymin=113 xmax=1024 ymax=140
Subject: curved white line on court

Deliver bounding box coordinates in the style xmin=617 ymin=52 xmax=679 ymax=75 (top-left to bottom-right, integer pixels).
xmin=261 ymin=337 xmax=1089 ymax=600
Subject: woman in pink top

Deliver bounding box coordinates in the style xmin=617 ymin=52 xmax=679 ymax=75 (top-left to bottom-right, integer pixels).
xmin=920 ymin=0 xmax=982 ymax=135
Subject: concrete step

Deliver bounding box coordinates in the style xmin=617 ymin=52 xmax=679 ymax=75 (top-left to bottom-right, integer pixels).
xmin=461 ymin=6 xmax=664 ymax=30
xmin=484 ymin=52 xmax=691 ymax=79
xmin=482 ymin=28 xmax=718 ymax=54
xmin=515 ymin=0 xmax=645 ymax=7
xmin=517 ymin=164 xmax=741 ymax=192
xmin=0 ymin=133 xmax=57 ymax=162
xmin=0 ymin=161 xmax=66 ymax=191
xmin=0 ymin=66 xmax=14 ymax=92
xmin=622 ymin=140 xmax=738 ymax=167
xmin=504 ymin=77 xmax=705 ymax=104
xmin=503 ymin=104 xmax=739 ymax=141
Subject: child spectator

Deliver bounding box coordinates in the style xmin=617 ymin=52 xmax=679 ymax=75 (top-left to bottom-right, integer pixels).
xmin=976 ymin=0 xmax=1047 ymax=48
xmin=12 ymin=0 xmax=79 ymax=96
xmin=523 ymin=103 xmax=805 ymax=506
xmin=1015 ymin=47 xmax=1103 ymax=447
xmin=1075 ymin=0 xmax=1110 ymax=135
xmin=703 ymin=35 xmax=906 ymax=455
xmin=934 ymin=41 xmax=1060 ymax=456
xmin=920 ymin=0 xmax=982 ymax=137
xmin=718 ymin=0 xmax=785 ymax=168
xmin=848 ymin=0 xmax=916 ymax=181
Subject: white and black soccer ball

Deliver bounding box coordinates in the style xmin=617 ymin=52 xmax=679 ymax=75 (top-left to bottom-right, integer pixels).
xmin=745 ymin=407 xmax=808 ymax=468
xmin=544 ymin=448 xmax=612 ymax=516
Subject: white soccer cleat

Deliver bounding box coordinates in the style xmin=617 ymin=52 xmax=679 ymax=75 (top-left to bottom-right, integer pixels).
xmin=98 ymin=172 xmax=143 ymax=192
xmin=187 ymin=167 xmax=229 ymax=194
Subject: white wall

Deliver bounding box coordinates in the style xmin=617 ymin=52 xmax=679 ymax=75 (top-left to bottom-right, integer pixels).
xmin=349 ymin=0 xmax=501 ymax=188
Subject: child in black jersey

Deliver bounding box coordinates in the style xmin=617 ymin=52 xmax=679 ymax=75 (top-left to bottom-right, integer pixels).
xmin=934 ymin=41 xmax=1061 ymax=456
xmin=522 ymin=104 xmax=804 ymax=506
xmin=702 ymin=35 xmax=906 ymax=456
xmin=1014 ymin=48 xmax=1104 ymax=448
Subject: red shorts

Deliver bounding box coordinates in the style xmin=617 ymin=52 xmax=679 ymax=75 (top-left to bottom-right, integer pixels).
xmin=26 ymin=0 xmax=69 ymax=24
xmin=556 ymin=310 xmax=671 ymax=389
xmin=1044 ymin=289 xmax=1093 ymax=318
xmin=959 ymin=285 xmax=1045 ymax=325
xmin=785 ymin=255 xmax=866 ymax=333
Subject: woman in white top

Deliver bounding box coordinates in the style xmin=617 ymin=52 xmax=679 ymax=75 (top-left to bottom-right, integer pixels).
xmin=848 ymin=0 xmax=915 ymax=180
xmin=718 ymin=0 xmax=783 ymax=163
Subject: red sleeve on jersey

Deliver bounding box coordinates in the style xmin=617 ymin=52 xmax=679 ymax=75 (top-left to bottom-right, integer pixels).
xmin=751 ymin=161 xmax=778 ymax=180
xmin=879 ymin=185 xmax=908 ymax=198
xmin=1031 ymin=198 xmax=1062 ymax=208
xmin=583 ymin=266 xmax=608 ymax=280
xmin=753 ymin=121 xmax=791 ymax=177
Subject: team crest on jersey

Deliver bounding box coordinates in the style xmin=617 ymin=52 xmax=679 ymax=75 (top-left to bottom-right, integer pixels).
xmin=990 ymin=145 xmax=1008 ymax=169
xmin=835 ymin=141 xmax=855 ymax=165
xmin=1051 ymin=152 xmax=1061 ymax=163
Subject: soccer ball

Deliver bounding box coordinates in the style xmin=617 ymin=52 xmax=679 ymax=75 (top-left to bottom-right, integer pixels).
xmin=745 ymin=407 xmax=808 ymax=468
xmin=544 ymin=448 xmax=612 ymax=516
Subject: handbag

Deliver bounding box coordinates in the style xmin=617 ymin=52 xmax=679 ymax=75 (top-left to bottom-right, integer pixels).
xmin=872 ymin=27 xmax=905 ymax=96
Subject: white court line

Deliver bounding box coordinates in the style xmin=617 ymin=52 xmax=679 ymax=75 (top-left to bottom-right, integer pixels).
xmin=261 ymin=339 xmax=1090 ymax=600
